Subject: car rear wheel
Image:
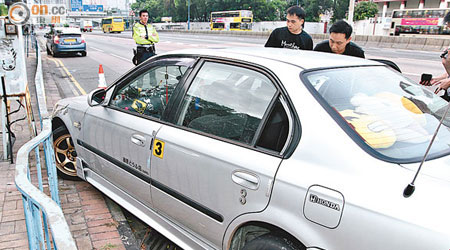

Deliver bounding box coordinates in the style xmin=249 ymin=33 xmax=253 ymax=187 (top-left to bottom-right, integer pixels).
xmin=52 ymin=49 xmax=59 ymax=57
xmin=81 ymin=51 xmax=87 ymax=57
xmin=46 ymin=46 xmax=51 ymax=54
xmin=242 ymin=233 xmax=305 ymax=250
xmin=53 ymin=127 xmax=79 ymax=180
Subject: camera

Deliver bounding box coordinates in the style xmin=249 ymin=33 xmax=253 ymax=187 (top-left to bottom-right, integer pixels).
xmin=440 ymin=50 xmax=448 ymax=59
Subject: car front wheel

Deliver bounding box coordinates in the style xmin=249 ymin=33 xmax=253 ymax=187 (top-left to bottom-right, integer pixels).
xmin=53 ymin=127 xmax=79 ymax=180
xmin=242 ymin=233 xmax=305 ymax=250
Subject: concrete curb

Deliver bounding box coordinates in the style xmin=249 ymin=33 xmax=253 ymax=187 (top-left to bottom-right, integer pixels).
xmin=104 ymin=197 xmax=140 ymax=250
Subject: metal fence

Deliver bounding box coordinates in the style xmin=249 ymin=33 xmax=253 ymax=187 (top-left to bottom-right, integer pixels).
xmin=14 ymin=33 xmax=77 ymax=250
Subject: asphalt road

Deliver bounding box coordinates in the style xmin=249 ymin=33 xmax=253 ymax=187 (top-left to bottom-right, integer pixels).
xmin=40 ymin=30 xmax=444 ymax=97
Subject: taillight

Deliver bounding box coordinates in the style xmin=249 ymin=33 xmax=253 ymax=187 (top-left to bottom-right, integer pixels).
xmin=53 ymin=36 xmax=59 ymax=44
xmin=81 ymin=35 xmax=85 ymax=43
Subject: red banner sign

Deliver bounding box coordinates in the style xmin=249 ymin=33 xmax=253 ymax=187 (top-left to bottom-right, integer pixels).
xmin=401 ymin=18 xmax=439 ymax=26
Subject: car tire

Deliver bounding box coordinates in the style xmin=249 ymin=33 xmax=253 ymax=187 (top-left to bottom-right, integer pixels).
xmin=242 ymin=233 xmax=305 ymax=250
xmin=81 ymin=51 xmax=87 ymax=57
xmin=53 ymin=127 xmax=80 ymax=181
xmin=52 ymin=48 xmax=58 ymax=57
xmin=46 ymin=46 xmax=51 ymax=54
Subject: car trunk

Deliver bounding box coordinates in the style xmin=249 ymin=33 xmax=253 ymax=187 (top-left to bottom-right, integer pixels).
xmin=59 ymin=34 xmax=82 ymax=45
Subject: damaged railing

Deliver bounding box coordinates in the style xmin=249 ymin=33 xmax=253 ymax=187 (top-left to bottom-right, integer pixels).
xmin=14 ymin=34 xmax=77 ymax=249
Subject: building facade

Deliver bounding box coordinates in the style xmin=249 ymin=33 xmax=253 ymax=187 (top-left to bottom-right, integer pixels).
xmin=374 ymin=0 xmax=448 ymax=19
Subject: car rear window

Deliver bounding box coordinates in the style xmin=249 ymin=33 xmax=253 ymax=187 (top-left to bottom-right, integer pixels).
xmin=303 ymin=66 xmax=450 ymax=163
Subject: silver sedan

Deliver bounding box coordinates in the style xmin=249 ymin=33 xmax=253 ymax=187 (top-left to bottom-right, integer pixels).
xmin=52 ymin=47 xmax=450 ymax=250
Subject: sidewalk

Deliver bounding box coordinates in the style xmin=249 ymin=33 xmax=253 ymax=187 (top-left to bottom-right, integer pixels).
xmin=0 ymin=47 xmax=126 ymax=249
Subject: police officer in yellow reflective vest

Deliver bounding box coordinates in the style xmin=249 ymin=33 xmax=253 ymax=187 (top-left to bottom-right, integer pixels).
xmin=133 ymin=10 xmax=159 ymax=65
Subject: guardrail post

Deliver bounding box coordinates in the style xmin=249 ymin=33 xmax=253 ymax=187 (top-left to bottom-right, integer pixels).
xmin=44 ymin=135 xmax=60 ymax=205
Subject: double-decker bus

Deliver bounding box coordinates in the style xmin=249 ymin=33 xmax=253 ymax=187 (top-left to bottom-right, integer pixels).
xmin=101 ymin=17 xmax=125 ymax=33
xmin=390 ymin=8 xmax=450 ymax=36
xmin=210 ymin=10 xmax=253 ymax=31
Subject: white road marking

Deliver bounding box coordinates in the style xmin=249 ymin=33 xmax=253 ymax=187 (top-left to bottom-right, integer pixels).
xmin=110 ymin=53 xmax=130 ymax=61
xmin=90 ymin=47 xmax=104 ymax=52
xmin=90 ymin=46 xmax=130 ymax=62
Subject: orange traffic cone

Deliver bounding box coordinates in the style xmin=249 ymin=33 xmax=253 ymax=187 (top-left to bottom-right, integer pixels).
xmin=98 ymin=64 xmax=107 ymax=89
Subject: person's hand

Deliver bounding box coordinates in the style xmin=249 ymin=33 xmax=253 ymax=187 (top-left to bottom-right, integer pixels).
xmin=442 ymin=48 xmax=450 ymax=70
xmin=421 ymin=72 xmax=448 ymax=86
xmin=420 ymin=78 xmax=432 ymax=86
xmin=434 ymin=77 xmax=450 ymax=94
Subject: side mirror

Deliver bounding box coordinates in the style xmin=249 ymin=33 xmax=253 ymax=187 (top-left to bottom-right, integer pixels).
xmin=87 ymin=88 xmax=107 ymax=107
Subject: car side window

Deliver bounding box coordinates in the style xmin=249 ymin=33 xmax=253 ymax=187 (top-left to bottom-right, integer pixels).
xmin=177 ymin=61 xmax=277 ymax=145
xmin=111 ymin=64 xmax=188 ymax=118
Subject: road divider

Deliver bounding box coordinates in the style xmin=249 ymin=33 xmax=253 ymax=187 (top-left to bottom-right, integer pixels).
xmin=156 ymin=30 xmax=450 ymax=52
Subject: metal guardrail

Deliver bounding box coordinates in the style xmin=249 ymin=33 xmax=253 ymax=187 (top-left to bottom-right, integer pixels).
xmin=14 ymin=34 xmax=77 ymax=250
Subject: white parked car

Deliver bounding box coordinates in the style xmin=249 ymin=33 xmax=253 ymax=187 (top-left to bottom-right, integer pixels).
xmin=52 ymin=47 xmax=450 ymax=250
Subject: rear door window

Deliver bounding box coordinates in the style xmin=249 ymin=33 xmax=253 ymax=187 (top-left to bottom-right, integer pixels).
xmin=177 ymin=61 xmax=278 ymax=145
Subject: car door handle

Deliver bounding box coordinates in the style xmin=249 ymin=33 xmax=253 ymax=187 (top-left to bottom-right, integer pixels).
xmin=232 ymin=171 xmax=260 ymax=190
xmin=131 ymin=134 xmax=146 ymax=147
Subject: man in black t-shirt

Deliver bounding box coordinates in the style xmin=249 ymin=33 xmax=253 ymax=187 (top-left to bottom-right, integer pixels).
xmin=265 ymin=6 xmax=313 ymax=50
xmin=314 ymin=20 xmax=365 ymax=58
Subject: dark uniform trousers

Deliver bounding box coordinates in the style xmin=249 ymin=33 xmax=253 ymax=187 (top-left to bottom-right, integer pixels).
xmin=135 ymin=45 xmax=155 ymax=65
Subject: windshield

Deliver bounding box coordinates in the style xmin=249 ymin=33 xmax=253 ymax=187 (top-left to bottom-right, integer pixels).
xmin=303 ymin=66 xmax=450 ymax=163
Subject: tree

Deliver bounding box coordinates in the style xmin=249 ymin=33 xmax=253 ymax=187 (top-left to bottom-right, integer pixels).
xmin=331 ymin=0 xmax=349 ymax=21
xmin=0 ymin=4 xmax=7 ymax=16
xmin=291 ymin=0 xmax=333 ymax=22
xmin=353 ymin=1 xmax=378 ymax=21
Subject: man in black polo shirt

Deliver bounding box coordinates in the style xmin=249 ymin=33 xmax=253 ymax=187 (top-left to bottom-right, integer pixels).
xmin=314 ymin=20 xmax=365 ymax=58
xmin=265 ymin=6 xmax=313 ymax=50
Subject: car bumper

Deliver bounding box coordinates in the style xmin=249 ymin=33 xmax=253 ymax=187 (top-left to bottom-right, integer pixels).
xmin=54 ymin=44 xmax=86 ymax=53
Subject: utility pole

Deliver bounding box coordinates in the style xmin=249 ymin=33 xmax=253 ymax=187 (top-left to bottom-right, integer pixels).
xmin=187 ymin=0 xmax=190 ymax=30
xmin=348 ymin=0 xmax=355 ymax=24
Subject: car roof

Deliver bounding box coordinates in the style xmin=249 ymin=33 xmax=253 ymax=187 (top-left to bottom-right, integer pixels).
xmin=162 ymin=47 xmax=382 ymax=70
xmin=58 ymin=27 xmax=81 ymax=34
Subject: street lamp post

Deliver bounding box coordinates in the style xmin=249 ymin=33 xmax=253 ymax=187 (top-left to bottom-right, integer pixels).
xmin=188 ymin=0 xmax=190 ymax=30
xmin=348 ymin=0 xmax=355 ymax=24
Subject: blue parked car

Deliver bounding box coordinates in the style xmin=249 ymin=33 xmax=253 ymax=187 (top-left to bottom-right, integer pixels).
xmin=45 ymin=27 xmax=87 ymax=57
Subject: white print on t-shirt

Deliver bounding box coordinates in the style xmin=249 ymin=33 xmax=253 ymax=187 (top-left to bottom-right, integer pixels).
xmin=281 ymin=40 xmax=300 ymax=50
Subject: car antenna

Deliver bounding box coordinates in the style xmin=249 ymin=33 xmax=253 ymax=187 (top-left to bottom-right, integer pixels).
xmin=403 ymin=101 xmax=450 ymax=198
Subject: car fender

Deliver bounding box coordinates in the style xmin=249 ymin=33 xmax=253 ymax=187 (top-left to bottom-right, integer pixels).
xmin=223 ymin=207 xmax=319 ymax=250
xmin=52 ymin=95 xmax=90 ymax=154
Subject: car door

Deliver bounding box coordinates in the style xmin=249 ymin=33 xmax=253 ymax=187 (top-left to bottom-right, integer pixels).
xmin=150 ymin=59 xmax=294 ymax=247
xmin=79 ymin=57 xmax=195 ymax=207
